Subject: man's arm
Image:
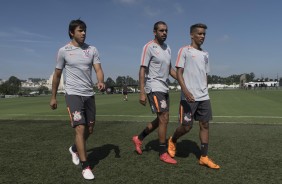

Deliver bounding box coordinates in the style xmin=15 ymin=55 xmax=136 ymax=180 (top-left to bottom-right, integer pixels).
xmin=50 ymin=68 xmax=62 ymax=110
xmin=169 ymin=64 xmax=177 ymax=80
xmin=139 ymin=66 xmax=147 ymax=106
xmin=93 ymin=63 xmax=105 ymax=91
xmin=177 ymin=67 xmax=195 ymax=102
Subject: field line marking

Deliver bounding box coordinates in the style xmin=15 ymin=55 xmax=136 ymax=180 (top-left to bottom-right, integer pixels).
xmin=2 ymin=114 xmax=282 ymax=119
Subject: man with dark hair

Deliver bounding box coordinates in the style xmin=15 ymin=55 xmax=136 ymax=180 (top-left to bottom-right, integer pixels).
xmin=132 ymin=21 xmax=177 ymax=164
xmin=168 ymin=23 xmax=220 ymax=169
xmin=50 ymin=19 xmax=105 ymax=180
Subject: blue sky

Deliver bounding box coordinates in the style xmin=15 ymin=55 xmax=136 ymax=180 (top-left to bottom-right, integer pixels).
xmin=1 ymin=0 xmax=281 ymax=82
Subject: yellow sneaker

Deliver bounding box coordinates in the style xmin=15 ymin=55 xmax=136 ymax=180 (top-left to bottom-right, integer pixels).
xmin=168 ymin=137 xmax=176 ymax=158
xmin=199 ymin=156 xmax=220 ymax=169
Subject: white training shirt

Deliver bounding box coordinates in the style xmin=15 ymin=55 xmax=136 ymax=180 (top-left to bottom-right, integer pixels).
xmin=140 ymin=40 xmax=172 ymax=94
xmin=56 ymin=43 xmax=101 ymax=96
xmin=175 ymin=45 xmax=210 ymax=101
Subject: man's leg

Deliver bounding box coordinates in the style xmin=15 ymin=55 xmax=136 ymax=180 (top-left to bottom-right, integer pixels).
xmin=132 ymin=117 xmax=159 ymax=154
xmin=198 ymin=121 xmax=220 ymax=169
xmin=168 ymin=100 xmax=193 ymax=158
xmin=75 ymin=124 xmax=95 ymax=179
xmin=75 ymin=125 xmax=87 ymax=162
xmin=158 ymin=112 xmax=177 ymax=164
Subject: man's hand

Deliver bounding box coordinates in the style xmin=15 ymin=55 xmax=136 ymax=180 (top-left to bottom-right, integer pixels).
xmin=50 ymin=98 xmax=58 ymax=110
xmin=185 ymin=91 xmax=195 ymax=103
xmin=97 ymin=82 xmax=105 ymax=91
xmin=139 ymin=93 xmax=147 ymax=106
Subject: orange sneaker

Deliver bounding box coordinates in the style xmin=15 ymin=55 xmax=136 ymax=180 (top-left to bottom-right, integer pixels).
xmin=160 ymin=152 xmax=177 ymax=164
xmin=168 ymin=137 xmax=176 ymax=158
xmin=132 ymin=136 xmax=142 ymax=154
xmin=199 ymin=156 xmax=220 ymax=169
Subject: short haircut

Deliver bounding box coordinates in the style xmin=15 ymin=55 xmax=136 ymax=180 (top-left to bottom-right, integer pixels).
xmin=68 ymin=19 xmax=87 ymax=39
xmin=190 ymin=23 xmax=207 ymax=33
xmin=153 ymin=21 xmax=167 ymax=31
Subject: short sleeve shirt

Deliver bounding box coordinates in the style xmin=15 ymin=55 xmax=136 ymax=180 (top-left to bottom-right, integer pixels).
xmin=175 ymin=45 xmax=210 ymax=101
xmin=56 ymin=43 xmax=101 ymax=96
xmin=140 ymin=40 xmax=171 ymax=94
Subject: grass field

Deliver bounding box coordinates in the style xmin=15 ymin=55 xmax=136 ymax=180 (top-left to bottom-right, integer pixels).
xmin=0 ymin=90 xmax=282 ymax=183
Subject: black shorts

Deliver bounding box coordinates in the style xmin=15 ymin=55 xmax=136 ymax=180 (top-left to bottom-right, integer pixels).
xmin=179 ymin=100 xmax=212 ymax=126
xmin=147 ymin=92 xmax=169 ymax=113
xmin=65 ymin=94 xmax=96 ymax=127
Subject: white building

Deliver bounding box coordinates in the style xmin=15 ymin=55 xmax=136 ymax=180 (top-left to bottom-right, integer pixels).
xmin=244 ymin=81 xmax=278 ymax=88
xmin=45 ymin=72 xmax=65 ymax=92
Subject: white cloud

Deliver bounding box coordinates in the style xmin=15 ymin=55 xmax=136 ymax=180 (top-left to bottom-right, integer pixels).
xmin=218 ymin=34 xmax=230 ymax=42
xmin=174 ymin=3 xmax=183 ymax=14
xmin=0 ymin=31 xmax=13 ymax=37
xmin=114 ymin=0 xmax=138 ymax=5
xmin=12 ymin=28 xmax=51 ymax=39
xmin=144 ymin=6 xmax=161 ymax=17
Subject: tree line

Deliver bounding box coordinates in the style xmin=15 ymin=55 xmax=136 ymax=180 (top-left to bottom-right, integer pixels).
xmin=1 ymin=73 xmax=281 ymax=95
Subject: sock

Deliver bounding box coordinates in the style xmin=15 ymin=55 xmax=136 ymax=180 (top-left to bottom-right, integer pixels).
xmin=138 ymin=129 xmax=149 ymax=141
xmin=200 ymin=143 xmax=208 ymax=157
xmin=81 ymin=161 xmax=90 ymax=170
xmin=159 ymin=143 xmax=167 ymax=155
xmin=71 ymin=144 xmax=77 ymax=153
xmin=171 ymin=135 xmax=178 ymax=143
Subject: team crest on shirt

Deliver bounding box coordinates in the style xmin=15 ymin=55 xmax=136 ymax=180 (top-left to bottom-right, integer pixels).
xmin=73 ymin=111 xmax=82 ymax=121
xmin=160 ymin=100 xmax=167 ymax=109
xmin=83 ymin=49 xmax=90 ymax=58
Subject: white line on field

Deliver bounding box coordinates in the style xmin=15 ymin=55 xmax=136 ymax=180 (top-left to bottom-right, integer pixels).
xmin=2 ymin=114 xmax=282 ymax=119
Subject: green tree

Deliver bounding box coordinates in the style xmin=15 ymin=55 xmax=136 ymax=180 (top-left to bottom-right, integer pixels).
xmin=0 ymin=76 xmax=21 ymax=95
xmin=38 ymin=85 xmax=49 ymax=95
xmin=105 ymin=77 xmax=116 ymax=87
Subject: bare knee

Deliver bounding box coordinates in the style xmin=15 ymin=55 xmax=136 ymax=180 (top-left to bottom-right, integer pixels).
xmin=158 ymin=112 xmax=169 ymax=125
xmin=199 ymin=121 xmax=209 ymax=130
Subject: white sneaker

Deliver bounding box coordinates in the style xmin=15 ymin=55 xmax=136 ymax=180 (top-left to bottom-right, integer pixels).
xmin=69 ymin=146 xmax=80 ymax=165
xmin=82 ymin=166 xmax=95 ymax=180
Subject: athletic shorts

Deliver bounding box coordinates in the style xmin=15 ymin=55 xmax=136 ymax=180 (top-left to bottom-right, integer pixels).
xmin=65 ymin=94 xmax=96 ymax=127
xmin=147 ymin=92 xmax=169 ymax=113
xmin=123 ymin=91 xmax=128 ymax=95
xmin=179 ymin=100 xmax=212 ymax=126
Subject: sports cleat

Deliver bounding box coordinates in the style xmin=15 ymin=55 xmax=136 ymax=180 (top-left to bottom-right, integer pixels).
xmin=132 ymin=136 xmax=143 ymax=154
xmin=82 ymin=166 xmax=95 ymax=180
xmin=168 ymin=137 xmax=176 ymax=158
xmin=199 ymin=156 xmax=220 ymax=169
xmin=160 ymin=152 xmax=177 ymax=164
xmin=69 ymin=146 xmax=80 ymax=165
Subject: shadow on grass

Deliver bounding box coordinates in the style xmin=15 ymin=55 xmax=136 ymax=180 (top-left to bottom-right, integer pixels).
xmin=87 ymin=144 xmax=121 ymax=168
xmin=176 ymin=140 xmax=201 ymax=159
xmin=144 ymin=139 xmax=200 ymax=159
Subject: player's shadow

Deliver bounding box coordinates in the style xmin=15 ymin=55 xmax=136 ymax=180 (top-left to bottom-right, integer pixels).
xmin=144 ymin=139 xmax=200 ymax=159
xmin=176 ymin=140 xmax=201 ymax=159
xmin=87 ymin=144 xmax=121 ymax=168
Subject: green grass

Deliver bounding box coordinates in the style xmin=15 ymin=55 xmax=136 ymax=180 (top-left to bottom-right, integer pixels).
xmin=0 ymin=89 xmax=282 ymax=123
xmin=0 ymin=120 xmax=281 ymax=184
xmin=0 ymin=90 xmax=282 ymax=183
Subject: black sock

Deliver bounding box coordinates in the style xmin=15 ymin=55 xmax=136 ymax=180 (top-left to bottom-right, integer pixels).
xmin=171 ymin=135 xmax=178 ymax=143
xmin=159 ymin=143 xmax=167 ymax=155
xmin=71 ymin=144 xmax=77 ymax=153
xmin=200 ymin=143 xmax=208 ymax=157
xmin=138 ymin=129 xmax=149 ymax=141
xmin=81 ymin=161 xmax=90 ymax=170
